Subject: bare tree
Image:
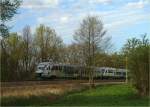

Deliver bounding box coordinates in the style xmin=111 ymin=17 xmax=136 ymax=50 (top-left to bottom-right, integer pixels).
xmin=22 ymin=25 xmax=32 ymax=74
xmin=74 ymin=16 xmax=111 ymax=87
xmin=63 ymin=43 xmax=85 ymax=65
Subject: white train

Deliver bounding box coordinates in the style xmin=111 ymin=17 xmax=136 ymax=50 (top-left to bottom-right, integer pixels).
xmin=35 ymin=62 xmax=127 ymax=79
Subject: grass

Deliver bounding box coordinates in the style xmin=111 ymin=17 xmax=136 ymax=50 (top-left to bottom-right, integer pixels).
xmin=1 ymin=84 xmax=149 ymax=106
xmin=1 ymin=83 xmax=85 ymax=106
xmin=1 ymin=93 xmax=59 ymax=106
xmin=51 ymin=84 xmax=149 ymax=106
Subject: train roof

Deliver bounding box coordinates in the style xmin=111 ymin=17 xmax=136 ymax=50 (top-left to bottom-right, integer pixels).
xmin=99 ymin=67 xmax=116 ymax=70
xmin=38 ymin=62 xmax=52 ymax=65
xmin=37 ymin=62 xmax=127 ymax=71
xmin=52 ymin=63 xmax=82 ymax=67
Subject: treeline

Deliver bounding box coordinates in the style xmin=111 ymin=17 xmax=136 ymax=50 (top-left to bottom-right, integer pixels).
xmin=1 ymin=25 xmax=63 ymax=81
xmin=0 ymin=23 xmax=125 ymax=81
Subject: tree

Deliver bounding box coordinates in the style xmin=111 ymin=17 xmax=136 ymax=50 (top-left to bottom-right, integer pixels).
xmin=34 ymin=24 xmax=63 ymax=62
xmin=122 ymin=34 xmax=149 ymax=96
xmin=1 ymin=33 xmax=24 ymax=81
xmin=74 ymin=16 xmax=111 ymax=87
xmin=22 ymin=25 xmax=35 ymax=78
xmin=63 ymin=43 xmax=85 ymax=65
xmin=0 ymin=0 xmax=22 ymax=37
xmin=0 ymin=0 xmax=22 ymax=81
xmin=1 ymin=24 xmax=64 ymax=81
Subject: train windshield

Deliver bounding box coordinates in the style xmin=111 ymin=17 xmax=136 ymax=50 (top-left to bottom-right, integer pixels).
xmin=101 ymin=69 xmax=105 ymax=73
xmin=37 ymin=64 xmax=47 ymax=70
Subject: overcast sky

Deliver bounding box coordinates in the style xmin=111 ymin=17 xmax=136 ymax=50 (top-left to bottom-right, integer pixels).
xmin=10 ymin=0 xmax=150 ymax=51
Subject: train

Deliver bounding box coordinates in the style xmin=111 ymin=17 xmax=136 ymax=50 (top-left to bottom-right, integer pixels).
xmin=35 ymin=61 xmax=127 ymax=79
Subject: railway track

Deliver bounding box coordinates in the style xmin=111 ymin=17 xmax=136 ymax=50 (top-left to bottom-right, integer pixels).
xmin=1 ymin=79 xmax=125 ymax=88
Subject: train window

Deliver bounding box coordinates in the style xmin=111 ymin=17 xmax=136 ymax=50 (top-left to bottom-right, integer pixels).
xmin=116 ymin=72 xmax=121 ymax=75
xmin=123 ymin=72 xmax=126 ymax=76
xmin=108 ymin=70 xmax=113 ymax=73
xmin=101 ymin=69 xmax=105 ymax=73
xmin=58 ymin=66 xmax=61 ymax=70
xmin=38 ymin=67 xmax=45 ymax=70
xmin=48 ymin=66 xmax=50 ymax=70
xmin=52 ymin=66 xmax=59 ymax=70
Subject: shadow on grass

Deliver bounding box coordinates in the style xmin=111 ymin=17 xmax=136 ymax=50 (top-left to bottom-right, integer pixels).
xmin=1 ymin=94 xmax=59 ymax=106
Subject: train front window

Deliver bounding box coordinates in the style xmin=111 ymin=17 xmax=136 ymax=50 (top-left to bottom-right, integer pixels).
xmin=37 ymin=63 xmax=47 ymax=70
xmin=101 ymin=69 xmax=105 ymax=73
xmin=38 ymin=66 xmax=45 ymax=70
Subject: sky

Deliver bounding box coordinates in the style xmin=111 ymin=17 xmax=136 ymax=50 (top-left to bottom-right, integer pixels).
xmin=9 ymin=0 xmax=150 ymax=51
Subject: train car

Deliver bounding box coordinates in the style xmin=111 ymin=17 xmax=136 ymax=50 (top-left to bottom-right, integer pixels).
xmin=99 ymin=67 xmax=116 ymax=79
xmin=35 ymin=63 xmax=81 ymax=79
xmin=35 ymin=62 xmax=52 ymax=78
xmin=98 ymin=67 xmax=127 ymax=79
xmin=35 ymin=62 xmax=127 ymax=79
xmin=114 ymin=69 xmax=127 ymax=79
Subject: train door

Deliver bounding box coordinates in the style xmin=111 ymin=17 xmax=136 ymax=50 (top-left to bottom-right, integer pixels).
xmin=41 ymin=65 xmax=49 ymax=77
xmin=103 ymin=69 xmax=114 ymax=79
xmin=46 ymin=65 xmax=51 ymax=77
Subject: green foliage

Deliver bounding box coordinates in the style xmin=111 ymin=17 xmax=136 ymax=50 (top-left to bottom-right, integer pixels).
xmin=0 ymin=1 xmax=22 ymax=80
xmin=0 ymin=0 xmax=22 ymax=37
xmin=0 ymin=0 xmax=21 ymax=21
xmin=122 ymin=34 xmax=149 ymax=96
xmin=1 ymin=33 xmax=25 ymax=81
xmin=95 ymin=52 xmax=125 ymax=68
xmin=0 ymin=24 xmax=9 ymax=37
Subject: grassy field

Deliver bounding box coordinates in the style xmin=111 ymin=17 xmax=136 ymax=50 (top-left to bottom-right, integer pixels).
xmin=1 ymin=83 xmax=85 ymax=106
xmin=51 ymin=84 xmax=149 ymax=106
xmin=1 ymin=84 xmax=149 ymax=106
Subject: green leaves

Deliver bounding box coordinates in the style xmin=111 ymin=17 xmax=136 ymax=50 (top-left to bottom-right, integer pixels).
xmin=122 ymin=34 xmax=149 ymax=96
xmin=0 ymin=0 xmax=22 ymax=21
xmin=0 ymin=0 xmax=22 ymax=37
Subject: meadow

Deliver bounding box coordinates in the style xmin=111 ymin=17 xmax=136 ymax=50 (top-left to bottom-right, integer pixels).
xmin=51 ymin=84 xmax=149 ymax=106
xmin=1 ymin=83 xmax=149 ymax=106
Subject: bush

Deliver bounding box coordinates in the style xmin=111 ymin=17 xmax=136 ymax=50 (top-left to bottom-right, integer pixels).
xmin=123 ymin=34 xmax=149 ymax=96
